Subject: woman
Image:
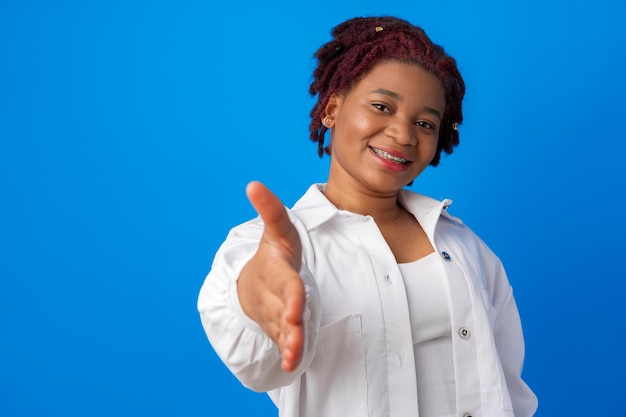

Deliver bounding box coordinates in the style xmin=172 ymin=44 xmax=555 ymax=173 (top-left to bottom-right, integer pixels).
xmin=198 ymin=16 xmax=537 ymax=417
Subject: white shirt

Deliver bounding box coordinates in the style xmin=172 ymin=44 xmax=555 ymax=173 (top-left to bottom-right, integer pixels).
xmin=197 ymin=184 xmax=538 ymax=417
xmin=399 ymin=252 xmax=456 ymax=417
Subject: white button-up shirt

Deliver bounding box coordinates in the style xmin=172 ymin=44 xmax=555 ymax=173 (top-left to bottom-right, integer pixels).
xmin=198 ymin=184 xmax=538 ymax=417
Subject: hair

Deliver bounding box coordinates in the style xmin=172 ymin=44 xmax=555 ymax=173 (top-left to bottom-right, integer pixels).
xmin=309 ymin=16 xmax=465 ymax=167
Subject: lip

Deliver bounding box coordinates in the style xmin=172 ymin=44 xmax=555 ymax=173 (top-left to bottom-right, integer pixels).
xmin=369 ymin=145 xmax=414 ymax=172
xmin=369 ymin=145 xmax=414 ymax=163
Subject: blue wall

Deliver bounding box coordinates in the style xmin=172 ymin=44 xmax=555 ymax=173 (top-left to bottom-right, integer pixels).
xmin=2 ymin=1 xmax=625 ymax=416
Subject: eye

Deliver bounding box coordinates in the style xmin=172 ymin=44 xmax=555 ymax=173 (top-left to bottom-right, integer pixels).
xmin=415 ymin=120 xmax=435 ymax=130
xmin=372 ymin=103 xmax=391 ymax=113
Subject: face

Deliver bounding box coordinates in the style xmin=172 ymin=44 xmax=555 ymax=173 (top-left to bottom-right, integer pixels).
xmin=324 ymin=60 xmax=446 ymax=195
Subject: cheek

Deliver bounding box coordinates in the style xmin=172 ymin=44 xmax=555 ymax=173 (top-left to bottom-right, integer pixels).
xmin=341 ymin=111 xmax=374 ymax=136
xmin=333 ymin=116 xmax=373 ymax=150
xmin=430 ymin=137 xmax=440 ymax=154
xmin=421 ymin=134 xmax=439 ymax=154
xmin=416 ymin=139 xmax=439 ymax=167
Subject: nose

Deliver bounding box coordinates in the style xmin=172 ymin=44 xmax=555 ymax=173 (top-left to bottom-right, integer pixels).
xmin=384 ymin=117 xmax=417 ymax=146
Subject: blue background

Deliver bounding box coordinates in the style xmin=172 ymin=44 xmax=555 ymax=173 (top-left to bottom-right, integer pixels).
xmin=1 ymin=0 xmax=625 ymax=416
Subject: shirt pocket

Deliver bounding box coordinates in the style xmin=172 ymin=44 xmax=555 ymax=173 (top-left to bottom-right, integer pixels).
xmin=301 ymin=314 xmax=369 ymax=417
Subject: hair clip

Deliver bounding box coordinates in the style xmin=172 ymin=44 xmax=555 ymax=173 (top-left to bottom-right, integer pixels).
xmin=375 ymin=26 xmax=384 ymax=32
xmin=452 ymin=123 xmax=459 ymax=131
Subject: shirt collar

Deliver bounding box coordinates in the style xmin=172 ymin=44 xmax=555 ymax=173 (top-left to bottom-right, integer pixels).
xmin=290 ymin=184 xmax=462 ymax=234
xmin=398 ymin=189 xmax=463 ymax=240
xmin=290 ymin=184 xmax=339 ymax=230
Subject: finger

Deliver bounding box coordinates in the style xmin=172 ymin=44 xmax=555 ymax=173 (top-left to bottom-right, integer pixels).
xmin=266 ymin=313 xmax=301 ymax=366
xmin=282 ymin=275 xmax=305 ymax=326
xmin=280 ymin=279 xmax=305 ymax=372
xmin=281 ymin=323 xmax=304 ymax=372
xmin=246 ymin=181 xmax=294 ymax=239
xmin=261 ymin=272 xmax=303 ymax=342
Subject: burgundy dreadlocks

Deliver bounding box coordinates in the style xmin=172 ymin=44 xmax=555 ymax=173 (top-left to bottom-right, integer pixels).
xmin=309 ymin=16 xmax=465 ymax=167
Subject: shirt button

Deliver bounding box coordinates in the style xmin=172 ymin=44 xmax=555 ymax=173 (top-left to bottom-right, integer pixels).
xmin=441 ymin=251 xmax=451 ymax=261
xmin=384 ymin=273 xmax=391 ymax=284
xmin=458 ymin=327 xmax=471 ymax=340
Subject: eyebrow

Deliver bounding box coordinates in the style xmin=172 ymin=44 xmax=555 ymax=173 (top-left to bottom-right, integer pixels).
xmin=370 ymin=88 xmax=442 ymax=119
xmin=371 ymin=88 xmax=402 ymax=101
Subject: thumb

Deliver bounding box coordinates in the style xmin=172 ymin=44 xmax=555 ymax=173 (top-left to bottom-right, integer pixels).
xmin=246 ymin=180 xmax=303 ymax=275
xmin=246 ymin=181 xmax=295 ymax=239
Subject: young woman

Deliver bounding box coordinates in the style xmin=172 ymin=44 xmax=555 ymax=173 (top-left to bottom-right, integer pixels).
xmin=198 ymin=16 xmax=538 ymax=417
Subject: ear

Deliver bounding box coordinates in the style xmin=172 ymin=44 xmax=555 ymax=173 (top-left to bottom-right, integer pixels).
xmin=323 ymin=93 xmax=342 ymax=120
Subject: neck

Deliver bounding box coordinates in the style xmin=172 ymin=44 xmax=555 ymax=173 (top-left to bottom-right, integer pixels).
xmin=323 ymin=178 xmax=404 ymax=225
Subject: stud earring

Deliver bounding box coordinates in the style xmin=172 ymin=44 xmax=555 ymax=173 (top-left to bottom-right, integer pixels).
xmin=323 ymin=115 xmax=334 ymax=128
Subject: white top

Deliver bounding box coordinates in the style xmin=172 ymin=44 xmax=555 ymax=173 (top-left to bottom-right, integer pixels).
xmin=198 ymin=184 xmax=538 ymax=417
xmin=398 ymin=252 xmax=455 ymax=417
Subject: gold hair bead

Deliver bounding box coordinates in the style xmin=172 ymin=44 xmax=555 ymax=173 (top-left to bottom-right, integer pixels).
xmin=452 ymin=122 xmax=459 ymax=131
xmin=375 ymin=26 xmax=384 ymax=32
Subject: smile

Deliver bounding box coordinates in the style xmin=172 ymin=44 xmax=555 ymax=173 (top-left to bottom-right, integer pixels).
xmin=370 ymin=147 xmax=409 ymax=164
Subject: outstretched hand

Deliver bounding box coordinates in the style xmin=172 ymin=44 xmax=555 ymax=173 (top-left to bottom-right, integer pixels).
xmin=237 ymin=181 xmax=305 ymax=372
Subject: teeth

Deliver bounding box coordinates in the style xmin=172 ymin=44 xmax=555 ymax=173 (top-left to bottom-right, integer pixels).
xmin=371 ymin=147 xmax=408 ymax=164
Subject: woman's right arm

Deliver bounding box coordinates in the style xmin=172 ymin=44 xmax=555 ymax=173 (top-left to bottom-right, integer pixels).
xmin=197 ymin=182 xmax=321 ymax=392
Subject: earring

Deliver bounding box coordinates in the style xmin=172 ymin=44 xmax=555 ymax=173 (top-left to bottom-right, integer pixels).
xmin=323 ymin=115 xmax=334 ymax=128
